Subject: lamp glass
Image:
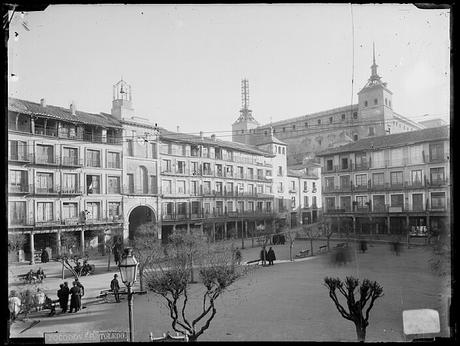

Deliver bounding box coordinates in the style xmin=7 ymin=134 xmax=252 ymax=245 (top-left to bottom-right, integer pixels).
xmin=118 ymin=250 xmax=138 ymax=286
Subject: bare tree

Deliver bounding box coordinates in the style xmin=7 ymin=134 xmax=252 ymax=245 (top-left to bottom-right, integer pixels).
xmin=8 ymin=233 xmax=26 ymax=262
xmin=301 ymin=224 xmax=321 ymax=256
xmin=129 ymin=222 xmax=163 ymax=291
xmin=284 ymin=228 xmax=296 ymax=261
xmin=145 ymin=244 xmax=242 ymax=341
xmin=324 ymin=276 xmax=384 ymax=342
xmin=168 ymin=229 xmax=208 ymax=283
xmin=55 ymin=248 xmax=87 ymax=280
xmin=322 ymin=222 xmax=334 ymax=251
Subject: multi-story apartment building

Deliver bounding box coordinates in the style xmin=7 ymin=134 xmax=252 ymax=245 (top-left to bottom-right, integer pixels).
xmin=158 ymin=129 xmax=277 ymax=242
xmin=287 ymin=161 xmax=322 ymax=227
xmin=232 ymin=48 xmax=427 ymax=165
xmin=316 ymin=126 xmax=450 ymax=235
xmin=8 ymin=97 xmax=124 ymax=263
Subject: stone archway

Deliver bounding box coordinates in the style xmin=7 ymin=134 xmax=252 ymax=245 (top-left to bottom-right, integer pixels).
xmin=128 ymin=205 xmax=156 ymax=240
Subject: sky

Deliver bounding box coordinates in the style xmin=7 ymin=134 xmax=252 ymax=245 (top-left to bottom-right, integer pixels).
xmin=8 ymin=4 xmax=451 ymax=139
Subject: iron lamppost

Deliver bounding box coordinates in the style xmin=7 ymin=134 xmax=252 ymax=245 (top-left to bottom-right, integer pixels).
xmin=118 ymin=247 xmax=138 ymax=342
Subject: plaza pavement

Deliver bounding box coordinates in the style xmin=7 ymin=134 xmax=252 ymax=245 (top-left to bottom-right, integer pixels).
xmin=8 ymin=239 xmax=450 ymax=342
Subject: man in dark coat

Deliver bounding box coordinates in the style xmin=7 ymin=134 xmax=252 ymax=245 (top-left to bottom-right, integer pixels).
xmin=61 ymin=282 xmax=70 ymax=312
xmin=69 ymin=281 xmax=81 ymax=313
xmin=110 ymin=274 xmax=121 ymax=303
xmin=114 ymin=247 xmax=120 ymax=266
xmin=267 ymin=247 xmax=276 ymax=265
xmin=41 ymin=249 xmax=49 ymax=263
xmin=260 ymin=248 xmax=268 ymax=266
xmin=57 ymin=284 xmax=64 ymax=312
xmin=75 ymin=278 xmax=85 ymax=309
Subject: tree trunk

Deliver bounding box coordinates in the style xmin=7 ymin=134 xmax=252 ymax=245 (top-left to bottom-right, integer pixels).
xmin=289 ymin=243 xmax=293 ymax=261
xmin=107 ymin=248 xmax=111 ymax=272
xmin=310 ymin=238 xmax=314 ymax=256
xmin=139 ymin=266 xmax=144 ymax=291
xmin=327 ymin=236 xmax=330 ymax=251
xmin=189 ymin=253 xmax=195 ymax=283
xmin=61 ymin=262 xmax=65 ymax=280
xmin=355 ymin=323 xmax=366 ymax=342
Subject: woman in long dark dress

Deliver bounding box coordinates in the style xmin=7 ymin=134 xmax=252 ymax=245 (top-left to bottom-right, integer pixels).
xmin=267 ymin=247 xmax=276 ymax=265
xmin=69 ymin=282 xmax=81 ymax=313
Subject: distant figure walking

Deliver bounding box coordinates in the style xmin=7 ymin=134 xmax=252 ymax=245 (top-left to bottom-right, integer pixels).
xmin=69 ymin=282 xmax=81 ymax=313
xmin=61 ymin=282 xmax=70 ymax=312
xmin=8 ymin=291 xmax=21 ymax=322
xmin=359 ymin=240 xmax=368 ymax=253
xmin=391 ymin=238 xmax=401 ymax=256
xmin=110 ymin=274 xmax=121 ymax=303
xmin=234 ymin=248 xmax=242 ymax=265
xmin=260 ymin=248 xmax=268 ymax=266
xmin=41 ymin=249 xmax=49 ymax=263
xmin=267 ymin=247 xmax=276 ymax=265
xmin=114 ymin=247 xmax=120 ymax=266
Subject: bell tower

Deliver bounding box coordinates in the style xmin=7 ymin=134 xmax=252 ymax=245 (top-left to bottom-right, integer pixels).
xmin=111 ymin=78 xmax=134 ymax=119
xmin=232 ymin=78 xmax=259 ymax=145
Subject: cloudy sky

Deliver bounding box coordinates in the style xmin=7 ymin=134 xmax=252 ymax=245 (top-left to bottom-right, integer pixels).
xmin=8 ymin=4 xmax=450 ymax=139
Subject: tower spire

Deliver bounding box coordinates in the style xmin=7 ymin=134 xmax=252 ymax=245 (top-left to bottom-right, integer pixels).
xmin=373 ymin=42 xmax=376 ymax=65
xmin=239 ymin=78 xmax=253 ymax=121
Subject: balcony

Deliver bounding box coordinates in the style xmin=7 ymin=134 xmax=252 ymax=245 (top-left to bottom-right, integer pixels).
xmin=429 ymin=179 xmax=448 ymax=187
xmin=34 ymin=185 xmax=59 ymax=195
xmin=289 ymin=189 xmax=297 ymax=193
xmin=8 ymin=185 xmax=30 ymax=194
xmin=59 ymin=187 xmax=83 ymax=196
xmin=8 ymin=153 xmax=30 ymax=163
xmin=405 ymin=181 xmax=424 ymax=189
xmin=31 ymin=154 xmax=60 ymax=166
xmin=354 ymin=162 xmax=369 ymax=170
xmin=61 ymin=156 xmax=83 ymax=167
xmin=123 ymin=186 xmax=158 ymax=195
xmin=353 ymin=184 xmax=369 ymax=192
xmin=85 ymin=217 xmax=124 ymax=224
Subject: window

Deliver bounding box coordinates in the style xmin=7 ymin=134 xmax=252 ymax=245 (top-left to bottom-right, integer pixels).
xmin=385 ymin=98 xmax=388 ymax=106
xmin=278 ymin=166 xmax=283 ymax=176
xmin=9 ymin=170 xmax=27 ymax=192
xmin=355 ymin=152 xmax=367 ymax=169
xmin=340 ymin=175 xmax=350 ymax=187
xmin=107 ymin=176 xmax=120 ymax=194
xmin=238 ymin=166 xmax=244 ymax=178
xmin=203 ymin=181 xmax=211 ymax=194
xmin=373 ymin=195 xmax=385 ymax=212
xmin=62 ymin=147 xmax=78 ymax=165
xmin=389 ymin=100 xmax=392 ymax=108
xmin=227 ymin=201 xmax=234 ymax=213
xmin=325 ymin=177 xmax=335 ymax=189
xmin=177 ymin=161 xmax=186 ymax=174
xmin=291 ymin=197 xmax=296 ymax=209
xmin=312 ymin=182 xmax=317 ymax=192
xmin=277 ymin=182 xmax=283 ymax=193
xmin=257 ymin=184 xmax=263 ymax=193
xmin=341 ymin=157 xmax=349 ymax=170
xmin=86 ymin=175 xmax=100 ymax=194
xmin=326 ymin=159 xmax=333 ymax=171
xmin=191 ymin=201 xmax=200 ymax=215
xmin=86 ymin=149 xmax=100 ymax=167
xmin=325 ymin=197 xmax=335 ymax=211
xmin=203 ymin=162 xmax=211 ymax=175
xmin=429 ymin=142 xmax=444 ymax=162
xmin=151 ymin=143 xmax=157 ymax=159
xmin=372 ymin=151 xmax=384 ymax=168
xmin=412 ymin=194 xmax=424 ymax=211
xmin=430 ymin=167 xmax=445 ymax=184
xmin=177 ymin=180 xmax=186 ymax=194
xmin=364 ymin=100 xmax=368 ymax=107
xmin=411 ymin=170 xmax=423 ymax=185
xmin=150 ymin=175 xmax=157 ymax=194
xmin=266 ymin=201 xmax=272 ymax=212
xmin=8 ymin=140 xmax=27 ymax=161
xmin=127 ymin=174 xmax=134 ymax=193
xmin=278 ymin=147 xmax=281 ymax=154
xmin=215 ymin=148 xmax=222 ymax=160
xmin=126 ymin=139 xmax=134 ymax=156
xmin=293 ymin=125 xmax=296 ymax=130
xmin=353 ymin=134 xmax=358 ymax=141
xmin=368 ymin=127 xmax=375 ymax=136
xmin=164 ymin=202 xmax=174 ymax=216
xmin=202 ymin=147 xmax=209 ymax=158
xmin=303 ymin=181 xmax=308 ymax=191
xmin=248 ymin=168 xmax=254 ymax=179
xmin=305 ymin=122 xmax=308 ymax=128
xmin=216 ymin=201 xmax=224 ymax=215
xmin=191 ymin=145 xmax=199 ymax=157
xmin=304 ymin=196 xmax=309 ymax=207
xmin=36 ymin=144 xmax=54 ymax=164
xmin=355 ymin=174 xmax=367 ymax=187
xmin=431 ymin=192 xmax=446 ymax=209
xmin=162 ymin=180 xmax=172 ymax=194
xmin=390 ymin=171 xmax=403 ymax=186
xmin=283 ymin=127 xmax=286 ymax=132
xmin=9 ymin=201 xmax=26 ymax=225
xmin=317 ymin=119 xmax=321 ymax=125
xmin=226 ymin=182 xmax=234 ymax=194
xmin=191 ymin=162 xmax=200 ymax=175
xmin=340 ymin=196 xmax=351 ymax=211
xmin=290 ymin=181 xmax=296 ymax=191
xmin=226 ymin=165 xmax=234 ymax=177
xmin=162 ymin=159 xmax=171 ymax=173
xmin=191 ymin=181 xmax=199 ymax=195
xmin=312 ymin=196 xmax=317 ymax=206
xmin=409 ymin=145 xmax=423 ymax=164
xmin=282 ymin=147 xmax=285 ymax=155
xmin=353 ymin=112 xmax=358 ymax=119
xmin=36 ymin=172 xmax=54 ymax=193
xmin=390 ymin=194 xmax=404 ymax=207
xmin=372 ymin=173 xmax=384 ymax=186
xmin=390 ymin=148 xmax=403 ymax=166
xmin=247 ymin=184 xmax=255 ymax=194
xmin=86 ymin=202 xmax=101 ymax=220
xmin=265 ymin=184 xmax=272 ymax=194
xmin=356 ymin=196 xmax=368 ymax=208
xmin=107 ymin=152 xmax=121 ymax=168
xmin=215 ymin=182 xmax=223 ymax=194
xmin=329 ymin=117 xmax=333 ymax=124
xmin=374 ymin=98 xmax=378 ymax=105
xmin=62 ymin=173 xmax=78 ymax=193
xmin=247 ymin=201 xmax=254 ymax=212
xmin=37 ymin=202 xmax=53 ymax=222
xmin=257 ymin=169 xmax=264 ymax=180
xmin=63 ymin=203 xmax=78 ymax=219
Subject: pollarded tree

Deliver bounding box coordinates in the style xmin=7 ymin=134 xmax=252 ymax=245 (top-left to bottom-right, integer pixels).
xmin=129 ymin=222 xmax=163 ymax=291
xmin=301 ymin=224 xmax=321 ymax=256
xmin=324 ymin=276 xmax=384 ymax=342
xmin=145 ymin=244 xmax=242 ymax=341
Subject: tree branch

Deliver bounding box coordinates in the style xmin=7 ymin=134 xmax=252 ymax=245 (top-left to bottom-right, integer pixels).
xmin=328 ymin=291 xmax=352 ymax=320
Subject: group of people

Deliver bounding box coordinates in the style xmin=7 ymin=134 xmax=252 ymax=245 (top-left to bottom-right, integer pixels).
xmin=260 ymin=247 xmax=276 ymax=266
xmin=57 ymin=279 xmax=85 ymax=313
xmin=25 ymin=267 xmax=46 ymax=283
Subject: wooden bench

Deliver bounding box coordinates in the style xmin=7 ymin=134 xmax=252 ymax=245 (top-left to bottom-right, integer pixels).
xmin=295 ymin=249 xmax=310 ymax=258
xmin=335 ymin=243 xmax=346 ymax=248
xmin=98 ymin=289 xmax=147 ymax=302
xmin=18 ymin=273 xmax=43 ymax=285
xmin=319 ymin=245 xmax=327 ymax=253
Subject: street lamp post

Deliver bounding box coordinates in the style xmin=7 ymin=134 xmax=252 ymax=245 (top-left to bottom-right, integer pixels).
xmin=118 ymin=247 xmax=139 ymax=342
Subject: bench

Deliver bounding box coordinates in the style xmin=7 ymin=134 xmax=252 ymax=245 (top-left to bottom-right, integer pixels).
xmin=98 ymin=289 xmax=147 ymax=302
xmin=18 ymin=273 xmax=43 ymax=285
xmin=319 ymin=245 xmax=327 ymax=253
xmin=335 ymin=243 xmax=346 ymax=248
xmin=295 ymin=249 xmax=310 ymax=258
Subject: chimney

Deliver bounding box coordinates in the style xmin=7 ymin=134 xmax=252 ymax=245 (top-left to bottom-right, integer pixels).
xmin=70 ymin=102 xmax=76 ymax=115
xmin=40 ymin=98 xmax=46 ymax=107
xmin=211 ymin=134 xmax=216 ymax=141
xmin=200 ymin=131 xmax=204 ymax=139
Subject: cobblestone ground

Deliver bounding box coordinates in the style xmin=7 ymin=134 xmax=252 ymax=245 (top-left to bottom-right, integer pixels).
xmin=8 ymin=240 xmax=450 ymax=342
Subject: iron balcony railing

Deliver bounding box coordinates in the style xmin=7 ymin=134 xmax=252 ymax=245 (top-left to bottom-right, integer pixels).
xmin=61 ymin=156 xmax=84 ymax=167
xmin=8 ymin=153 xmax=30 ymax=163
xmin=8 ymin=184 xmax=30 ymax=194
xmin=122 ymin=186 xmax=159 ymax=195
xmin=161 ymin=209 xmax=276 ymax=221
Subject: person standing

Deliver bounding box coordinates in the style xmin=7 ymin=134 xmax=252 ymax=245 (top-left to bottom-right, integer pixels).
xmin=41 ymin=249 xmax=49 ymax=263
xmin=8 ymin=291 xmax=21 ymax=322
xmin=69 ymin=281 xmax=81 ymax=313
xmin=113 ymin=246 xmax=120 ymax=266
xmin=57 ymin=284 xmax=64 ymax=312
xmin=75 ymin=278 xmax=85 ymax=309
xmin=260 ymin=247 xmax=268 ymax=266
xmin=61 ymin=282 xmax=70 ymax=312
xmin=110 ymin=274 xmax=121 ymax=303
xmin=267 ymin=247 xmax=276 ymax=265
